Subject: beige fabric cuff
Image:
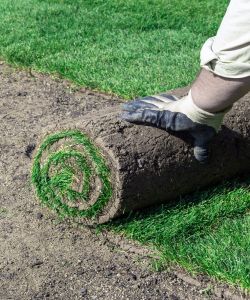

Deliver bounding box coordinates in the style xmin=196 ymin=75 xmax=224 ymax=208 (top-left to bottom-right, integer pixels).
xmin=179 ymin=91 xmax=227 ymax=132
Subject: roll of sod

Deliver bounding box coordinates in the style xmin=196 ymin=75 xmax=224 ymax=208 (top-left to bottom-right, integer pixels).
xmin=32 ymin=88 xmax=250 ymax=224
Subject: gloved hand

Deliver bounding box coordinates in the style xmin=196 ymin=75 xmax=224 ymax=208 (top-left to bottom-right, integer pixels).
xmin=121 ymin=91 xmax=230 ymax=162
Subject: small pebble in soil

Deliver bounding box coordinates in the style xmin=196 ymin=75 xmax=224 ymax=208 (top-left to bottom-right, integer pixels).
xmin=17 ymin=91 xmax=28 ymax=97
xmin=130 ymin=273 xmax=137 ymax=280
xmin=108 ymin=264 xmax=116 ymax=271
xmin=25 ymin=143 xmax=36 ymax=158
xmin=106 ymin=271 xmax=113 ymax=277
xmin=36 ymin=212 xmax=43 ymax=220
xmin=80 ymin=288 xmax=88 ymax=297
xmin=76 ymin=268 xmax=85 ymax=276
xmin=169 ymin=295 xmax=180 ymax=300
xmin=31 ymin=259 xmax=43 ymax=268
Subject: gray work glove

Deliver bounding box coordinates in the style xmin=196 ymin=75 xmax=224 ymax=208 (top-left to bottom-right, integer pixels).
xmin=121 ymin=91 xmax=229 ymax=162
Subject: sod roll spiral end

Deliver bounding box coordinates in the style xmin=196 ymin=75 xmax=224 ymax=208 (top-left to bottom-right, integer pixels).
xmin=31 ymin=130 xmax=118 ymax=225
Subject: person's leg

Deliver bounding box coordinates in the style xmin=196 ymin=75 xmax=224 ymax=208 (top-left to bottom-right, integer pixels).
xmin=200 ymin=0 xmax=250 ymax=80
xmin=194 ymin=0 xmax=250 ymax=112
xmin=191 ymin=69 xmax=250 ymax=113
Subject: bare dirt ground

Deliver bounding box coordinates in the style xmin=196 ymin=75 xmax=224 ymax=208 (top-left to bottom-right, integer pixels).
xmin=0 ymin=62 xmax=248 ymax=300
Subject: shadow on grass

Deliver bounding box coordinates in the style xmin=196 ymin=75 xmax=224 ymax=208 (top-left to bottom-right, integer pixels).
xmin=112 ymin=174 xmax=249 ymax=224
xmin=103 ymin=173 xmax=250 ymax=248
xmin=102 ymin=174 xmax=250 ymax=289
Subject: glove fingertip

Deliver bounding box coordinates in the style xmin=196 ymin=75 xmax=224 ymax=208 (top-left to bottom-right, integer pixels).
xmin=122 ymin=102 xmax=134 ymax=111
xmin=120 ymin=111 xmax=144 ymax=123
xmin=120 ymin=111 xmax=131 ymax=121
xmin=194 ymin=146 xmax=209 ymax=163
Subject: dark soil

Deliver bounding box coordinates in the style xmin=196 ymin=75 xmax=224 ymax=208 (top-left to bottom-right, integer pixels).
xmin=0 ymin=62 xmax=248 ymax=300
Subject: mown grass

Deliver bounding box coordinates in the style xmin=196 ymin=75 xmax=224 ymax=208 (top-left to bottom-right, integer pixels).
xmin=106 ymin=178 xmax=250 ymax=290
xmin=1 ymin=0 xmax=249 ymax=290
xmin=0 ymin=0 xmax=227 ymax=98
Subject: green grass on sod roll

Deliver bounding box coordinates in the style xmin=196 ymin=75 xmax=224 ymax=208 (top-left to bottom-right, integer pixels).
xmin=105 ymin=178 xmax=250 ymax=290
xmin=32 ymin=130 xmax=112 ymax=219
xmin=0 ymin=0 xmax=228 ymax=99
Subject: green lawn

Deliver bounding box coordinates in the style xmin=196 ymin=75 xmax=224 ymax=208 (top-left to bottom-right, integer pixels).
xmin=0 ymin=0 xmax=227 ymax=98
xmin=106 ymin=178 xmax=250 ymax=290
xmin=1 ymin=0 xmax=249 ymax=290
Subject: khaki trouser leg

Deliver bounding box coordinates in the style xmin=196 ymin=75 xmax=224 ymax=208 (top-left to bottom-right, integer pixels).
xmin=200 ymin=0 xmax=250 ymax=79
xmin=191 ymin=0 xmax=250 ymax=112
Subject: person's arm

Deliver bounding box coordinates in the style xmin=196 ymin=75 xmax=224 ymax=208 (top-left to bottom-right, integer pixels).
xmin=122 ymin=0 xmax=250 ymax=162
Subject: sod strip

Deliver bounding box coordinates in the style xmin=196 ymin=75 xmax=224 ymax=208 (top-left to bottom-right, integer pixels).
xmin=32 ymin=130 xmax=113 ymax=220
xmin=32 ymin=88 xmax=250 ymax=224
